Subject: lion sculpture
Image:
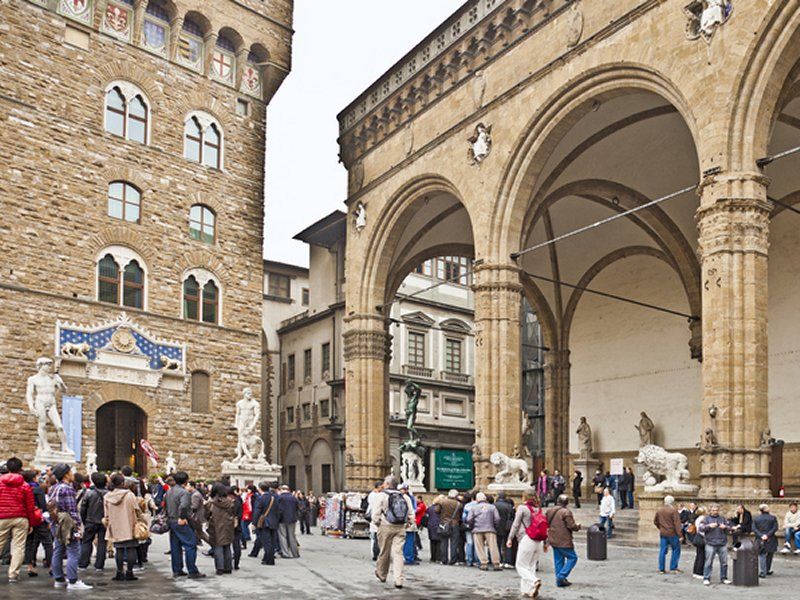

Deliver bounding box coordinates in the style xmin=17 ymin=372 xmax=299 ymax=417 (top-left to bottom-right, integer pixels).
xmin=489 ymin=451 xmax=532 ymax=486
xmin=636 ymin=444 xmax=698 ymax=494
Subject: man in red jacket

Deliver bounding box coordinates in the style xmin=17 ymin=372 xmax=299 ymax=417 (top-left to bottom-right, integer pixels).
xmin=0 ymin=457 xmax=37 ymax=583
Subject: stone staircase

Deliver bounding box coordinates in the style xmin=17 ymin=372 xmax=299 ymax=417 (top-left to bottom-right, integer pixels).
xmin=569 ymin=507 xmax=643 ymax=547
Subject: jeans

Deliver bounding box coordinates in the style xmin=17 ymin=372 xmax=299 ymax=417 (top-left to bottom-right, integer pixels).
xmin=403 ymin=531 xmax=416 ymax=564
xmin=626 ymin=491 xmax=634 ymax=509
xmin=552 ymin=546 xmax=578 ymax=583
xmin=168 ymin=522 xmax=199 ymax=575
xmin=465 ymin=531 xmax=478 ymax=566
xmin=599 ymin=516 xmax=613 ymax=538
xmin=440 ymin=530 xmax=460 ymax=565
xmin=213 ymin=545 xmax=232 ymax=572
xmin=232 ymin=530 xmax=242 ymax=569
xmin=758 ymin=551 xmax=774 ymax=576
xmin=241 ymin=521 xmax=251 ymax=543
xmin=52 ymin=536 xmax=80 ymax=583
xmin=658 ymin=535 xmax=681 ymax=571
xmin=78 ymin=523 xmax=106 ymax=569
xmin=784 ymin=527 xmax=800 ymax=548
xmin=370 ymin=531 xmax=379 ymax=560
xmin=703 ymin=543 xmax=728 ymax=581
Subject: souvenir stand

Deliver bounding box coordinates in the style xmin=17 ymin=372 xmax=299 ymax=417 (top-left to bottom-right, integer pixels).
xmin=320 ymin=492 xmax=370 ymax=539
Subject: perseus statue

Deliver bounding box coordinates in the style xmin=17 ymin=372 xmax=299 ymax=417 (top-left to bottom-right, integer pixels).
xmin=26 ymin=357 xmax=72 ymax=455
xmin=399 ymin=379 xmax=422 ymax=453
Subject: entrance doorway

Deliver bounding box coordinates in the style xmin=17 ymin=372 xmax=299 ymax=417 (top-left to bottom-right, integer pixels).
xmin=96 ymin=401 xmax=147 ymax=475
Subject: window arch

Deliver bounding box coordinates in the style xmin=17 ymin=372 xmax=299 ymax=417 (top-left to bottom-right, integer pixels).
xmin=184 ymin=112 xmax=223 ymax=169
xmin=178 ymin=15 xmax=206 ymax=73
xmin=182 ymin=268 xmax=222 ymax=324
xmin=189 ymin=204 xmax=215 ymax=243
xmin=191 ymin=370 xmax=210 ymax=413
xmin=107 ymin=181 xmax=141 ymax=223
xmin=96 ymin=246 xmax=147 ymax=309
xmin=104 ymin=82 xmax=149 ymax=144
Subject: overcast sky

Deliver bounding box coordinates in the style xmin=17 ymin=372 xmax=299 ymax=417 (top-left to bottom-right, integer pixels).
xmin=264 ymin=1 xmax=462 ymax=267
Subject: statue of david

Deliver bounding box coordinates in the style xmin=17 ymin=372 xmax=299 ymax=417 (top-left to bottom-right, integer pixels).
xmin=26 ymin=357 xmax=72 ymax=455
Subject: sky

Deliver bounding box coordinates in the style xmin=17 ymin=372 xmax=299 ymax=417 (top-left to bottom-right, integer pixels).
xmin=264 ymin=1 xmax=462 ymax=267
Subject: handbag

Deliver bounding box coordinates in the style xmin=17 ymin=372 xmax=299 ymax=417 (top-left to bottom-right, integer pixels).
xmin=593 ymin=484 xmax=603 ymax=494
xmin=149 ymin=513 xmax=169 ymax=535
xmin=437 ymin=502 xmax=460 ymax=536
xmin=256 ymin=495 xmax=275 ymax=529
xmin=134 ymin=520 xmax=150 ymax=541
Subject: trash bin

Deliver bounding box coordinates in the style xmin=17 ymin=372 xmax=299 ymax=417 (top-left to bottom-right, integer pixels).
xmin=587 ymin=524 xmax=607 ymax=561
xmin=732 ymin=538 xmax=759 ymax=587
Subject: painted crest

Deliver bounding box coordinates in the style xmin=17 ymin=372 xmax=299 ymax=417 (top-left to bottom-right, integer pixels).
xmin=111 ymin=327 xmax=136 ymax=353
xmin=102 ymin=3 xmax=131 ymax=42
xmin=684 ymin=1 xmax=733 ymax=43
xmin=178 ymin=35 xmax=204 ymax=71
xmin=143 ymin=20 xmax=167 ymax=55
xmin=58 ymin=0 xmax=92 ymax=25
xmin=212 ymin=50 xmax=235 ymax=84
xmin=468 ymin=122 xmax=493 ymax=165
xmin=240 ymin=65 xmax=262 ymax=99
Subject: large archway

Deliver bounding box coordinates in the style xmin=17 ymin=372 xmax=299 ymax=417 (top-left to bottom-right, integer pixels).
xmin=96 ymin=401 xmax=147 ymax=474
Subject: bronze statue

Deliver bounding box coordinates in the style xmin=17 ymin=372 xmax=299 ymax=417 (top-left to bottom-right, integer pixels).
xmin=399 ymin=379 xmax=422 ymax=454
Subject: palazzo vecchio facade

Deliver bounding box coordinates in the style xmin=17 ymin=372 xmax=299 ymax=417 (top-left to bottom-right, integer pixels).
xmin=0 ymin=0 xmax=293 ymax=475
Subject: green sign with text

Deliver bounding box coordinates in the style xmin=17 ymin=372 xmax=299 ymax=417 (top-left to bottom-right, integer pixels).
xmin=434 ymin=449 xmax=474 ymax=490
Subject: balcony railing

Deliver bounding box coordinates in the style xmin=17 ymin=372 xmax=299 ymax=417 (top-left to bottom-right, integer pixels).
xmin=441 ymin=371 xmax=471 ymax=385
xmin=402 ymin=364 xmax=434 ymax=378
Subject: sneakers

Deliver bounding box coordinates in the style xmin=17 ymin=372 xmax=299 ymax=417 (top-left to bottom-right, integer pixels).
xmin=8 ymin=577 xmax=19 ymax=584
xmin=781 ymin=545 xmax=791 ymax=554
xmin=794 ymin=549 xmax=800 ymax=555
xmin=54 ymin=579 xmax=68 ymax=588
xmin=722 ymin=579 xmax=732 ymax=585
xmin=692 ymin=574 xmax=703 ymax=580
xmin=702 ymin=579 xmax=710 ymax=586
xmin=187 ymin=572 xmax=207 ymax=579
xmin=670 ymin=569 xmax=684 ymax=574
xmin=67 ymin=580 xmax=93 ymax=590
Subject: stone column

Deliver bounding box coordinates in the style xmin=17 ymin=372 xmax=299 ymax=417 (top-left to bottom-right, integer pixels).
xmin=235 ymin=47 xmax=249 ymax=90
xmin=169 ymin=16 xmax=184 ymax=62
xmin=204 ymin=32 xmax=219 ymax=78
xmin=472 ymin=263 xmax=522 ymax=488
xmin=544 ymin=349 xmax=570 ymax=474
xmin=132 ymin=0 xmax=147 ymax=46
xmin=696 ymin=172 xmax=771 ymax=498
xmin=342 ymin=314 xmax=391 ymax=491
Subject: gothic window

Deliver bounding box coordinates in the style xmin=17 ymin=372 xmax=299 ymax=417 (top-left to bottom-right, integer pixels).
xmin=203 ymin=124 xmax=221 ymax=169
xmin=96 ymin=247 xmax=147 ymax=309
xmin=191 ymin=371 xmax=210 ymax=413
xmin=189 ymin=204 xmax=215 ymax=243
xmin=202 ymin=280 xmax=218 ymax=324
xmin=407 ymin=331 xmax=425 ymax=367
xmin=143 ymin=1 xmax=169 ymax=56
xmin=179 ymin=17 xmax=205 ymax=72
xmin=184 ymin=117 xmax=202 ymax=162
xmin=183 ymin=275 xmax=200 ymax=320
xmin=122 ymin=261 xmax=144 ymax=309
xmin=183 ymin=270 xmax=221 ymax=324
xmin=212 ymin=35 xmax=236 ymax=85
xmin=184 ymin=113 xmax=223 ymax=170
xmin=107 ymin=181 xmax=141 ymax=223
xmin=104 ymin=84 xmax=149 ymax=144
xmin=98 ymin=255 xmax=120 ymax=304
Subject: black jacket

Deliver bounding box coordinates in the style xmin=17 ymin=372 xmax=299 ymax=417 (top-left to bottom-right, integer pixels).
xmin=572 ymin=474 xmax=583 ymax=497
xmin=277 ymin=492 xmax=298 ymax=524
xmin=731 ymin=509 xmax=752 ymax=534
xmin=752 ymin=512 xmax=778 ymax=554
xmin=494 ymin=498 xmax=515 ymax=537
xmin=252 ymin=491 xmax=279 ymax=530
xmin=619 ymin=471 xmax=635 ymax=493
xmin=79 ymin=486 xmax=108 ymax=526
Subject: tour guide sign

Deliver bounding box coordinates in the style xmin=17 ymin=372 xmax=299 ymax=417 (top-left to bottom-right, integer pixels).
xmin=434 ymin=448 xmax=474 ymax=490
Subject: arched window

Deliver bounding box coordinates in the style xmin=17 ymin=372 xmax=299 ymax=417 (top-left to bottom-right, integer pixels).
xmin=184 ymin=112 xmax=223 ymax=169
xmin=143 ymin=1 xmax=170 ymax=56
xmin=98 ymin=255 xmax=120 ymax=304
xmin=108 ymin=181 xmax=141 ymax=223
xmin=202 ymin=280 xmax=218 ymax=324
xmin=189 ymin=204 xmax=215 ymax=243
xmin=191 ymin=371 xmax=210 ymax=413
xmin=104 ymin=84 xmax=149 ymax=144
xmin=123 ymin=261 xmax=144 ymax=309
xmin=183 ymin=275 xmax=200 ymax=320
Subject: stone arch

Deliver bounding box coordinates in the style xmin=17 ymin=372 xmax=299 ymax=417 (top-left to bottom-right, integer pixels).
xmin=179 ymin=92 xmax=233 ymax=133
xmin=175 ymin=249 xmax=230 ymax=287
xmin=490 ymin=63 xmax=703 ymax=262
xmin=85 ymin=382 xmax=156 ymax=416
xmin=728 ymin=0 xmax=800 ymax=170
xmin=93 ymin=62 xmax=162 ymax=109
xmin=386 ymin=242 xmax=475 ymax=301
xmin=103 ymin=166 xmax=150 ymax=196
xmin=88 ymin=225 xmax=155 ymax=267
xmin=186 ymin=191 xmax=224 ymax=218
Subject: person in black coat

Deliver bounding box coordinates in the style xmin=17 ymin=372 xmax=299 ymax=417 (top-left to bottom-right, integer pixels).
xmin=753 ymin=504 xmax=779 ymax=578
xmin=251 ymin=482 xmax=278 ymax=565
xmin=494 ymin=493 xmax=515 ymax=567
xmin=572 ymin=471 xmax=583 ymax=509
xmin=277 ymin=485 xmax=300 ymax=558
xmin=228 ymin=486 xmax=244 ymax=570
xmin=619 ymin=467 xmax=635 ymax=509
xmin=78 ymin=472 xmax=108 ymax=570
xmin=730 ymin=504 xmax=752 ymax=546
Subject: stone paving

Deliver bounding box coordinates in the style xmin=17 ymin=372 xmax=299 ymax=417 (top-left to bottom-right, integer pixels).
xmin=1 ymin=529 xmax=798 ymax=599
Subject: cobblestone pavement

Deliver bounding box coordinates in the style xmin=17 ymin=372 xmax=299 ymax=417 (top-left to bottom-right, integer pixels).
xmin=2 ymin=530 xmax=798 ymax=599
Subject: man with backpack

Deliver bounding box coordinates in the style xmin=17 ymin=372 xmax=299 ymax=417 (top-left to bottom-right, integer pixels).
xmin=372 ymin=475 xmax=414 ymax=589
xmin=546 ymin=494 xmax=581 ymax=588
xmin=507 ymin=491 xmax=548 ymax=599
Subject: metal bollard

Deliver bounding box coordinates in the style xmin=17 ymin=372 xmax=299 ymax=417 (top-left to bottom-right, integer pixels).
xmin=732 ymin=538 xmax=759 ymax=587
xmin=586 ymin=524 xmax=607 ymax=561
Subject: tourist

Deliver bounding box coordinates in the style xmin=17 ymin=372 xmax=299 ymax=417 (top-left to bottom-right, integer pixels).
xmin=699 ymin=503 xmax=731 ymax=586
xmin=120 ymin=466 xmax=137 ymax=493
xmin=679 ymin=501 xmax=697 ymax=542
xmin=551 ymin=470 xmax=566 ymax=500
xmin=598 ymin=487 xmax=615 ymax=539
xmin=399 ymin=484 xmax=418 ymax=565
xmin=494 ymin=491 xmax=516 ymax=568
xmin=206 ymin=482 xmax=235 ymax=575
xmin=48 ymin=463 xmax=91 ymax=589
xmin=0 ymin=457 xmax=38 ymax=583
xmin=372 ymin=475 xmax=414 ymax=590
xmin=277 ymin=484 xmax=300 ymax=557
xmin=620 ymin=467 xmax=635 ymax=509
xmin=536 ymin=470 xmax=551 ymax=507
xmin=546 ymin=494 xmax=581 ymax=588
xmin=227 ymin=486 xmax=243 ymax=570
xmin=104 ymin=472 xmax=139 ymax=582
xmin=187 ymin=481 xmax=209 ymax=546
xmin=571 ymin=471 xmax=582 ymax=509
xmin=308 ymin=491 xmax=319 ymax=529
xmin=461 ymin=492 xmax=478 ymax=567
xmin=23 ymin=469 xmax=52 ymax=578
xmin=691 ymin=506 xmax=707 ymax=579
xmin=752 ymin=504 xmax=778 ymax=578
xmin=240 ymin=485 xmax=254 ymax=549
xmin=366 ymin=480 xmax=383 ymax=561
xmin=730 ymin=503 xmax=752 ymax=546
xmin=425 ymin=496 xmax=442 ymax=562
xmin=466 ymin=492 xmax=501 ymax=571
xmin=653 ymin=495 xmax=683 ymax=574
xmin=251 ymin=481 xmax=278 ymax=565
xmin=781 ymin=502 xmax=800 ymax=554
xmin=78 ymin=472 xmax=108 ymax=571
xmin=414 ymin=493 xmax=427 ymax=561
xmin=164 ymin=471 xmax=205 ymax=579
xmin=592 ymin=470 xmax=605 ymax=505
xmin=432 ymin=489 xmax=461 ymax=565
xmin=297 ymin=491 xmax=310 ymax=535
xmin=507 ymin=491 xmax=546 ymax=599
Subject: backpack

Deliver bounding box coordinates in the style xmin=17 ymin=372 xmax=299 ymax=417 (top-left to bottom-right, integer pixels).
xmin=384 ymin=491 xmax=409 ymax=525
xmin=525 ymin=505 xmax=548 ymax=541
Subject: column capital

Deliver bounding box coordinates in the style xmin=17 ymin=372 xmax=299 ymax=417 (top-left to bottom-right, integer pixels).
xmin=342 ymin=328 xmax=391 ymax=362
xmin=471 ymin=262 xmax=522 ymax=294
xmin=696 ymin=171 xmax=770 ymax=204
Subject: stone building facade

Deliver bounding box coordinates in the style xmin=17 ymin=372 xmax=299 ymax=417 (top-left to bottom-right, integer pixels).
xmin=338 ymin=0 xmax=800 ymax=504
xmin=0 ymin=0 xmax=292 ymax=476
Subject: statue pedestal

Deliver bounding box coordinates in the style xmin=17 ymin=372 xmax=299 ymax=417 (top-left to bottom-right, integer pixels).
xmin=32 ymin=449 xmax=76 ymax=471
xmin=487 ymin=481 xmax=533 ymax=493
xmin=221 ymin=459 xmax=282 ymax=489
xmin=400 ymin=451 xmax=426 ymax=494
xmin=573 ymin=455 xmax=600 ymax=499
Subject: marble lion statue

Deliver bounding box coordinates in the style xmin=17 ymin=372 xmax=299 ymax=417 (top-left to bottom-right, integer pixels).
xmin=490 ymin=451 xmax=531 ymax=485
xmin=160 ymin=355 xmax=181 ymax=371
xmin=62 ymin=342 xmax=90 ymax=358
xmin=636 ymin=444 xmax=696 ymax=492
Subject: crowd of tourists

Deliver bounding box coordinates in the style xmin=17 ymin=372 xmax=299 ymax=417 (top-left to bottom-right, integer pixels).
xmin=0 ymin=456 xmax=320 ymax=590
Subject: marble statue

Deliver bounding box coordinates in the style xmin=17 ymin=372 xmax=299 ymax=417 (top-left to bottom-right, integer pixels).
xmin=684 ymin=0 xmax=733 ymax=42
xmin=61 ymin=342 xmax=90 ymax=359
xmin=398 ymin=380 xmax=422 ymax=453
xmin=635 ymin=411 xmax=655 ymax=447
xmin=701 ymin=427 xmax=718 ymax=449
xmin=85 ymin=448 xmax=97 ymax=476
xmin=636 ymin=444 xmax=698 ymax=494
xmin=234 ymin=387 xmax=266 ymax=463
xmin=354 ymin=202 xmax=367 ymax=232
xmin=760 ymin=428 xmax=775 ymax=448
xmin=468 ymin=122 xmax=492 ymax=164
xmin=165 ymin=450 xmax=177 ymax=474
xmin=576 ymin=416 xmax=593 ymax=456
xmin=489 ymin=451 xmax=532 ymax=486
xmin=26 ymin=357 xmax=73 ymax=456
